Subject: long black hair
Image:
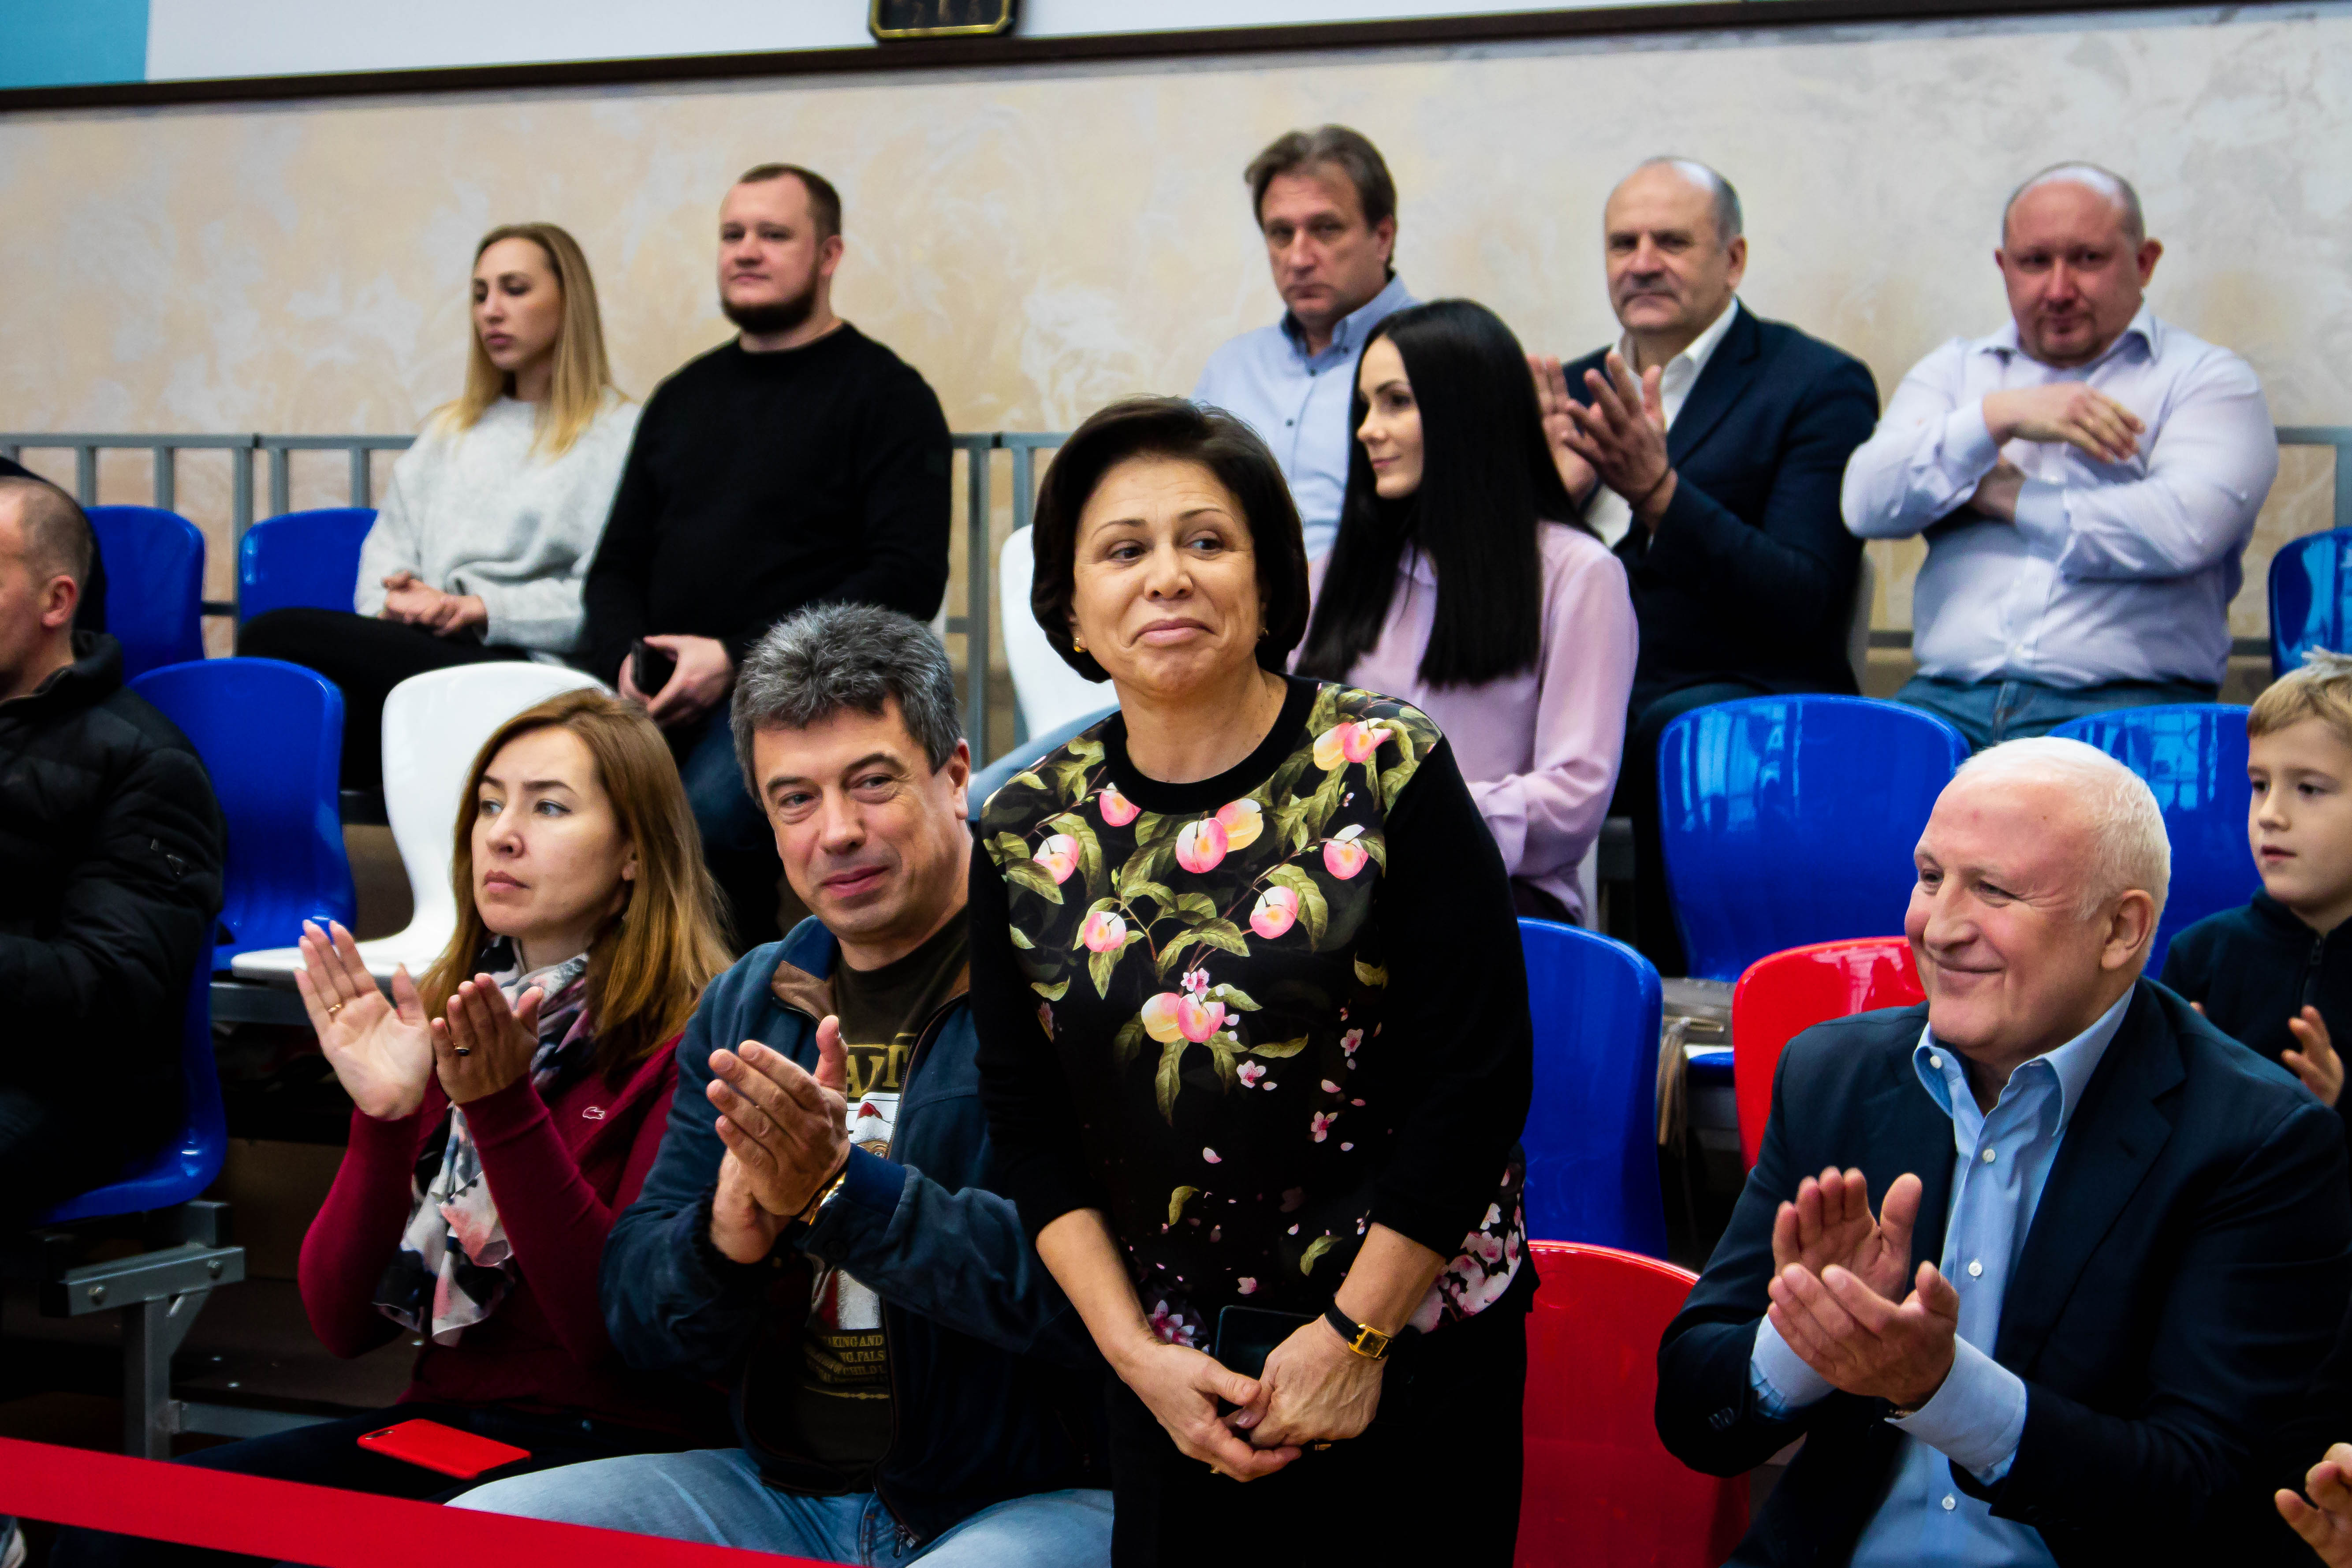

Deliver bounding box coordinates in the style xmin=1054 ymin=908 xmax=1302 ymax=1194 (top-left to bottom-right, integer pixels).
xmin=1294 ymin=298 xmax=1589 ymax=688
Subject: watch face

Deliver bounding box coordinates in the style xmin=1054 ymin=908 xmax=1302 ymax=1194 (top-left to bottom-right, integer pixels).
xmin=868 ymin=0 xmax=1016 ymax=40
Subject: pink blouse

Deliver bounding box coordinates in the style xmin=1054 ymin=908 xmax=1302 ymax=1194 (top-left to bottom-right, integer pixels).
xmin=1305 ymin=523 xmax=1637 ymax=920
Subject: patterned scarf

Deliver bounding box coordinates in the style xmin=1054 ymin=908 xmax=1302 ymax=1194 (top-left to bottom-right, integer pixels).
xmin=373 ymin=943 xmax=593 ymax=1345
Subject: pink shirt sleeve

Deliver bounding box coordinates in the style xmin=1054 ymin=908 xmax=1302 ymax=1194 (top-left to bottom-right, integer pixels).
xmin=1464 ymin=542 xmax=1638 ymax=882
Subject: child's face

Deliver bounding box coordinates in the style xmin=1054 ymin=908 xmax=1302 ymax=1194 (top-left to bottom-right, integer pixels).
xmin=2249 ymin=717 xmax=2352 ymax=929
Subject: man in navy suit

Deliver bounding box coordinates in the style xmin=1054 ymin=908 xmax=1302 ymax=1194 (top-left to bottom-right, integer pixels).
xmin=1534 ymin=157 xmax=1877 ymax=970
xmin=1657 ymin=737 xmax=2352 ymax=1567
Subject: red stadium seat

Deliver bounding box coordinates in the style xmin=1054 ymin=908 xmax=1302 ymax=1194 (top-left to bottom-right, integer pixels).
xmin=1516 ymin=1241 xmax=1748 ymax=1568
xmin=1730 ymin=938 xmax=1923 ymax=1170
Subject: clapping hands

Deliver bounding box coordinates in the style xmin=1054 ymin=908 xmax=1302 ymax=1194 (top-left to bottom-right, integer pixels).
xmin=294 ymin=920 xmax=433 ymax=1120
xmin=1767 ymin=1166 xmax=1957 ymax=1410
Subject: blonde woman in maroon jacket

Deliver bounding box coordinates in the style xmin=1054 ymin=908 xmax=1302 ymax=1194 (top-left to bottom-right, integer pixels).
xmin=52 ymin=689 xmax=730 ymax=1568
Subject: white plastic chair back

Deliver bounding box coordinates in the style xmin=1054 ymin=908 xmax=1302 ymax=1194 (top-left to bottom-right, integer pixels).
xmin=1000 ymin=526 xmax=1114 ymax=749
xmin=232 ymin=662 xmax=607 ymax=984
xmin=1848 ymin=549 xmax=1878 ymax=689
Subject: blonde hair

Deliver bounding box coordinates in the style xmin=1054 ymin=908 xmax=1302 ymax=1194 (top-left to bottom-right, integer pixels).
xmin=438 ymin=223 xmax=619 ymax=458
xmin=1954 ymin=736 xmax=2170 ymax=924
xmin=421 ymin=689 xmax=731 ymax=1085
xmin=2250 ymin=649 xmax=2352 ymax=753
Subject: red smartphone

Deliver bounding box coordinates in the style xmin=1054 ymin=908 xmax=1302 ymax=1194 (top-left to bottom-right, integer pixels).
xmin=356 ymin=1418 xmax=531 ymax=1480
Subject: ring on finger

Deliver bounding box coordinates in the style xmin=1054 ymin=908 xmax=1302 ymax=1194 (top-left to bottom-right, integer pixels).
xmin=453 ymin=1046 xmax=472 ymax=1057
xmin=325 ymin=1002 xmax=344 ymax=1017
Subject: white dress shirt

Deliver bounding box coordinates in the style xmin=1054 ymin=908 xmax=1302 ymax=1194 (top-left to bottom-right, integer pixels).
xmin=1841 ymin=308 xmax=2277 ymax=687
xmin=1585 ymin=298 xmax=1741 ymax=547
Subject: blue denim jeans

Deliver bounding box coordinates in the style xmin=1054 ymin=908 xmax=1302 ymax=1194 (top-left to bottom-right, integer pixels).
xmin=1894 ymin=673 xmax=2222 ymax=752
xmin=452 ymin=1448 xmax=1113 ymax=1568
xmin=673 ymin=705 xmax=782 ymax=949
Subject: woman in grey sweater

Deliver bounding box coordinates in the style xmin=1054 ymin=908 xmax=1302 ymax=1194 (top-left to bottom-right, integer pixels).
xmin=241 ymin=222 xmax=637 ymax=789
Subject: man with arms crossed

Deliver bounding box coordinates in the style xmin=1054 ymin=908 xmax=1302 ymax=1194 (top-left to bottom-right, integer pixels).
xmin=586 ymin=164 xmax=953 ymax=948
xmin=1843 ymin=163 xmax=2278 ymax=748
xmin=1657 ymin=737 xmax=2352 ymax=1565
xmin=1193 ymin=125 xmax=1416 ymax=561
xmin=457 ymin=604 xmax=1107 ymax=1565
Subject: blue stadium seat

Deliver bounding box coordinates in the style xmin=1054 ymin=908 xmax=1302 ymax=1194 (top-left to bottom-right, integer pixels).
xmin=131 ymin=657 xmax=356 ymax=971
xmin=2270 ymin=527 xmax=2352 ymax=678
xmin=238 ymin=507 xmax=376 ymax=621
xmin=87 ymin=505 xmax=205 ymax=678
xmin=1658 ymin=695 xmax=1968 ymax=982
xmin=38 ymin=965 xmax=227 ymax=1224
xmin=1518 ymin=919 xmax=1667 ymax=1257
xmin=965 ymin=705 xmax=1118 ymax=823
xmin=2051 ymin=704 xmax=2258 ymax=975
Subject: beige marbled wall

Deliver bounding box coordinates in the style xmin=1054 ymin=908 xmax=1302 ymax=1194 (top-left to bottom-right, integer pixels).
xmin=2 ymin=4 xmax=2348 ymax=664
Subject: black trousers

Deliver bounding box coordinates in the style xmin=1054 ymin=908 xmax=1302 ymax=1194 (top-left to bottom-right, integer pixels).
xmin=46 ymin=1404 xmax=678 ymax=1568
xmin=1610 ymin=680 xmax=1771 ymax=976
xmin=1104 ymin=1285 xmax=1530 ymax=1566
xmin=236 ymin=609 xmax=532 ymax=790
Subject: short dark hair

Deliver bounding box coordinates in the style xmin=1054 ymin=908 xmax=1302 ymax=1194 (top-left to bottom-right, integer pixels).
xmin=731 ymin=603 xmax=962 ymax=800
xmin=735 ymin=163 xmax=843 ymax=242
xmin=1029 ymin=398 xmax=1311 ymax=684
xmin=1245 ymin=125 xmax=1396 ymax=232
xmin=0 ymin=475 xmax=95 ymax=588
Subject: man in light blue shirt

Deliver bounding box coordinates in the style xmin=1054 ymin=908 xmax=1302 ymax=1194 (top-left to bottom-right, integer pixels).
xmin=1191 ymin=126 xmax=1416 ymax=561
xmin=1842 ymin=164 xmax=2277 ymax=749
xmin=1658 ymin=736 xmax=2352 ymax=1566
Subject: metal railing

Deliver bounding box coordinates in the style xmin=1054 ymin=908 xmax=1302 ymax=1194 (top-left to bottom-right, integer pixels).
xmin=9 ymin=423 xmax=2346 ymax=755
xmin=1 ymin=426 xmax=1067 ymax=762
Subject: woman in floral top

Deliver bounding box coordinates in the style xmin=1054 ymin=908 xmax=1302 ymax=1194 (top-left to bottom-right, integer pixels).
xmin=969 ymin=399 xmax=1536 ymax=1564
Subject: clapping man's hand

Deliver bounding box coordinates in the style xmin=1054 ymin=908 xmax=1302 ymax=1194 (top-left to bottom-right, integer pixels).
xmin=2280 ymin=1443 xmax=2352 ymax=1567
xmin=1559 ymin=350 xmax=1678 ymax=529
xmin=706 ymin=1017 xmax=852 ymax=1265
xmin=1765 ymin=1166 xmax=1953 ymax=1409
xmin=1527 ymin=355 xmax=1599 ymax=505
xmin=1773 ymin=1166 xmax=1924 ymax=1301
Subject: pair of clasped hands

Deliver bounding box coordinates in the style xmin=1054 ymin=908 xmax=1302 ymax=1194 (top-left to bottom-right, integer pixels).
xmin=291 ymin=920 xmax=546 ymax=1118
xmin=1767 ymin=1166 xmax=1962 ymax=1414
xmin=377 ymin=571 xmax=487 ymax=638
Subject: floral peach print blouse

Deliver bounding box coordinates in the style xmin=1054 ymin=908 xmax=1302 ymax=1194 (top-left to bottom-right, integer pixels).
xmin=970 ymin=677 xmax=1537 ymax=1349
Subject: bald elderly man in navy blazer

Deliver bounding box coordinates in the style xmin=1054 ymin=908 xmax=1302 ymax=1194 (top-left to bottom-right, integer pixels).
xmin=1532 ymin=156 xmax=1878 ymax=974
xmin=1658 ymin=737 xmax=2352 ymax=1567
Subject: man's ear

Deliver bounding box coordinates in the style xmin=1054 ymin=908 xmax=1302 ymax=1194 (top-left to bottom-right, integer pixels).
xmin=39 ymin=573 xmax=78 ymax=634
xmin=943 ymin=737 xmax=972 ymax=817
xmin=2102 ymin=888 xmax=2158 ymax=970
xmin=1372 ymin=215 xmax=1397 ymax=267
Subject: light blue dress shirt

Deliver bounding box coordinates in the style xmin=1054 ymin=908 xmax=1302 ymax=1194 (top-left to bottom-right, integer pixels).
xmin=1191 ymin=275 xmax=1417 ymax=561
xmin=1747 ymin=990 xmax=2132 ymax=1567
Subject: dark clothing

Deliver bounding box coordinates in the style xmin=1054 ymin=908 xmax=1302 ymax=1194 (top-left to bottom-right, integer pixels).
xmin=581 ymin=327 xmax=952 ymax=688
xmin=236 ymin=607 xmax=530 ymax=790
xmin=0 ymin=632 xmax=223 ymax=1221
xmin=1103 ymin=1266 xmax=1532 ymax=1565
xmin=0 ymin=454 xmax=102 ymax=630
xmin=1610 ymin=678 xmax=1765 ymax=974
xmin=1658 ymin=983 xmax=2352 ymax=1568
xmin=671 ymin=702 xmax=783 ymax=950
xmin=971 ymin=679 xmax=1536 ymax=1337
xmin=602 ymin=921 xmax=1103 ymax=1546
xmin=832 ymin=916 xmax=970 ymax=1098
xmin=46 ymin=1403 xmax=681 ymax=1568
xmin=2162 ymin=891 xmax=2352 ymax=1168
xmin=1560 ymin=309 xmax=1878 ymax=708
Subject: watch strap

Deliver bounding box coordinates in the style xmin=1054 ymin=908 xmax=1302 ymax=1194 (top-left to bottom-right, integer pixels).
xmin=1323 ymin=1301 xmax=1394 ymax=1361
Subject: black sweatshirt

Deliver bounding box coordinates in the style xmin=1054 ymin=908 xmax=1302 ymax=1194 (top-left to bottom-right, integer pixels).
xmin=968 ymin=678 xmax=1536 ymax=1346
xmin=581 ymin=326 xmax=952 ymax=685
xmin=2161 ymin=892 xmax=2352 ymax=1168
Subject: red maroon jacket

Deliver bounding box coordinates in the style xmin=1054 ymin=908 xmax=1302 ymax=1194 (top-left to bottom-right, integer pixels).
xmin=298 ymin=1035 xmax=719 ymax=1436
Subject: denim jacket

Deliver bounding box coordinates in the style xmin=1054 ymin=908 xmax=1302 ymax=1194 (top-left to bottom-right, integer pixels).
xmin=600 ymin=918 xmax=1104 ymax=1543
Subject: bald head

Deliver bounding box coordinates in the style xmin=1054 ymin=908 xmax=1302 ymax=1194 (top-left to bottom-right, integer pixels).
xmin=1952 ymin=737 xmax=2169 ymax=920
xmin=2003 ymin=162 xmax=2144 ymax=247
xmin=1603 ymin=157 xmax=1749 ymax=365
xmin=0 ymin=476 xmax=95 ymax=591
xmin=1614 ymin=156 xmax=1743 ymax=246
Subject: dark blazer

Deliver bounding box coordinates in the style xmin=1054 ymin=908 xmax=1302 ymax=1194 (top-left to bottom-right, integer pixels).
xmin=1657 ymin=981 xmax=2352 ymax=1568
xmin=1563 ymin=306 xmax=1877 ymax=706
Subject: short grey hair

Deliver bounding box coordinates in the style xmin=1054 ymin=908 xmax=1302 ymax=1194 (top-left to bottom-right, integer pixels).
xmin=1625 ymin=156 xmax=1743 ymax=244
xmin=730 ymin=603 xmax=963 ymax=799
xmin=1953 ymin=736 xmax=2169 ymax=925
xmin=2003 ymin=162 xmax=2146 ymax=246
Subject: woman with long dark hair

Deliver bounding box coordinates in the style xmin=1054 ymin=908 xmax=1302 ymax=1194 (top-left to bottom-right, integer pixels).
xmin=1295 ymin=298 xmax=1636 ymax=923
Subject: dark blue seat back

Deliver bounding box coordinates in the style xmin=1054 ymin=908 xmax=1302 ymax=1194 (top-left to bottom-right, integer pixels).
xmin=238 ymin=507 xmax=376 ymax=622
xmin=87 ymin=506 xmax=205 ymax=678
xmin=2270 ymin=528 xmax=2352 ymax=678
xmin=37 ymin=964 xmax=226 ymax=1222
xmin=966 ymin=705 xmax=1119 ymax=823
xmin=132 ymin=657 xmax=355 ymax=970
xmin=1659 ymin=695 xmax=1968 ymax=982
xmin=2051 ymin=704 xmax=2259 ymax=975
xmin=1518 ymin=918 xmax=1668 ymax=1257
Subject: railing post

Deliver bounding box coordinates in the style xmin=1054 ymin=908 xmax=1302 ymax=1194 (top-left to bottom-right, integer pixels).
xmin=153 ymin=447 xmax=175 ymax=513
xmin=964 ymin=437 xmax=995 ymax=764
xmin=232 ymin=440 xmax=255 ymax=547
xmin=75 ymin=445 xmax=97 ymax=505
xmin=349 ymin=446 xmax=370 ymax=508
xmin=268 ymin=447 xmax=290 ymax=519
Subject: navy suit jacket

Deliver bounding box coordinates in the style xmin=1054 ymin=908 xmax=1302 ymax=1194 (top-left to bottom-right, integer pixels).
xmin=1563 ymin=308 xmax=1876 ymax=706
xmin=1658 ymin=980 xmax=2352 ymax=1568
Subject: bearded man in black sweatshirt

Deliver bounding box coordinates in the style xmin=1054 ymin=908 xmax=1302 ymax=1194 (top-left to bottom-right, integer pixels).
xmin=585 ymin=163 xmax=952 ymax=950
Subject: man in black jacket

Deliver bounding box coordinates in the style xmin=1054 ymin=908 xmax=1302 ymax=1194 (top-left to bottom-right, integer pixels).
xmin=1657 ymin=737 xmax=2352 ymax=1567
xmin=455 ymin=606 xmax=1107 ymax=1564
xmin=584 ymin=163 xmax=953 ymax=950
xmin=1535 ymin=157 xmax=1878 ymax=971
xmin=0 ymin=475 xmax=223 ymax=1223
